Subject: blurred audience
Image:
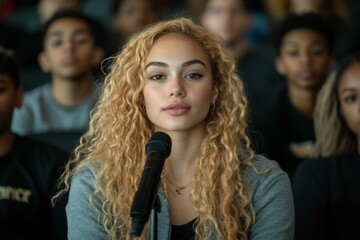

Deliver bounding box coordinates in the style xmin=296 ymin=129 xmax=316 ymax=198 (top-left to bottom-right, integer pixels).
xmin=11 ymin=10 xmax=104 ymax=136
xmin=250 ymin=13 xmax=334 ymax=180
xmin=293 ymin=52 xmax=360 ymax=240
xmin=107 ymin=0 xmax=161 ymax=56
xmin=263 ymin=0 xmax=353 ymax=60
xmin=0 ymin=46 xmax=68 ymax=240
xmin=38 ymin=0 xmax=83 ymax=24
xmin=19 ymin=0 xmax=84 ymax=68
xmin=199 ymin=0 xmax=282 ymax=105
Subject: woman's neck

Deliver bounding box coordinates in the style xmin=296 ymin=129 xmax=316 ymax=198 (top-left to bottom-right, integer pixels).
xmin=162 ymin=127 xmax=205 ymax=178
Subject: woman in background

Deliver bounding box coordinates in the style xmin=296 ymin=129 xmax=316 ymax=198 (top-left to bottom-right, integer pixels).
xmin=293 ymin=52 xmax=360 ymax=240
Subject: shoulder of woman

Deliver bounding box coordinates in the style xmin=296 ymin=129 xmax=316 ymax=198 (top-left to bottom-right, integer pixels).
xmin=72 ymin=159 xmax=100 ymax=183
xmin=242 ymin=154 xmax=290 ymax=190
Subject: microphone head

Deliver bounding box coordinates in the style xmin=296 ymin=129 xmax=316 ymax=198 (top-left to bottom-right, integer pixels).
xmin=145 ymin=132 xmax=172 ymax=158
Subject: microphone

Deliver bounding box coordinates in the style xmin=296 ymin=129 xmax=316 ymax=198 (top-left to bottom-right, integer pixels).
xmin=130 ymin=131 xmax=172 ymax=236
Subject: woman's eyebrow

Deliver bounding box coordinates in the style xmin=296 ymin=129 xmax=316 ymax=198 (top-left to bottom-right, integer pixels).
xmin=145 ymin=59 xmax=207 ymax=69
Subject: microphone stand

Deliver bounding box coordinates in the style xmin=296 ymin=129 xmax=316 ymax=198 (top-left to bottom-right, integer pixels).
xmin=150 ymin=195 xmax=161 ymax=240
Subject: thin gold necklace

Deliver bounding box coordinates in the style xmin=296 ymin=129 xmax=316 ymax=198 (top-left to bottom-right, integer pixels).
xmin=165 ymin=176 xmax=193 ymax=197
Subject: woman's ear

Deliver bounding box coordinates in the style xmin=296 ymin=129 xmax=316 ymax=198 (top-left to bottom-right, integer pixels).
xmin=212 ymin=86 xmax=219 ymax=103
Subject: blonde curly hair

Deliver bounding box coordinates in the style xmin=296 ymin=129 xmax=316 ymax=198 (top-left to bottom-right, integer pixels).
xmin=313 ymin=53 xmax=360 ymax=157
xmin=55 ymin=17 xmax=255 ymax=239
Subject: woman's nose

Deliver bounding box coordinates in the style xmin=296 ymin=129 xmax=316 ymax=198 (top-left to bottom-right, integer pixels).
xmin=169 ymin=78 xmax=186 ymax=97
xmin=170 ymin=88 xmax=185 ymax=97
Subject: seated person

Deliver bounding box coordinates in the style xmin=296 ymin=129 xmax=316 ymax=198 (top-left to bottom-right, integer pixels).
xmin=107 ymin=0 xmax=161 ymax=56
xmin=11 ymin=10 xmax=104 ymax=136
xmin=0 ymin=46 xmax=68 ymax=240
xmin=199 ymin=0 xmax=282 ymax=104
xmin=250 ymin=13 xmax=334 ymax=180
xmin=292 ymin=52 xmax=360 ymax=240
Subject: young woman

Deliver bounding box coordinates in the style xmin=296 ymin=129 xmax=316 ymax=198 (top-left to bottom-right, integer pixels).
xmin=55 ymin=18 xmax=294 ymax=239
xmin=293 ymin=52 xmax=360 ymax=240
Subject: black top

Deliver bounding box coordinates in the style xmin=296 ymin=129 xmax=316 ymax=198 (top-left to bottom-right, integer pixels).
xmin=0 ymin=135 xmax=68 ymax=240
xmin=292 ymin=153 xmax=360 ymax=240
xmin=237 ymin=44 xmax=284 ymax=105
xmin=171 ymin=218 xmax=196 ymax=240
xmin=249 ymin=86 xmax=315 ymax=180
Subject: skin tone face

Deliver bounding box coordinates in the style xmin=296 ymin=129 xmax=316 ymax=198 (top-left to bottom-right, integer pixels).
xmin=0 ymin=74 xmax=22 ymax=135
xmin=291 ymin=0 xmax=325 ymax=13
xmin=276 ymin=28 xmax=332 ymax=91
xmin=143 ymin=33 xmax=216 ymax=134
xmin=114 ymin=0 xmax=159 ymax=38
xmin=200 ymin=0 xmax=250 ymax=44
xmin=39 ymin=18 xmax=100 ymax=82
xmin=338 ymin=63 xmax=360 ymax=147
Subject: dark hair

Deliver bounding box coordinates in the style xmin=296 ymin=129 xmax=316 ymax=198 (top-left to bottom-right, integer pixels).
xmin=335 ymin=52 xmax=360 ymax=84
xmin=112 ymin=0 xmax=124 ymax=16
xmin=41 ymin=9 xmax=102 ymax=48
xmin=274 ymin=13 xmax=334 ymax=55
xmin=0 ymin=46 xmax=20 ymax=88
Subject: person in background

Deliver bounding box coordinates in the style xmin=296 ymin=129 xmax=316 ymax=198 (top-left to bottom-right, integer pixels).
xmin=18 ymin=0 xmax=84 ymax=68
xmin=37 ymin=0 xmax=83 ymax=24
xmin=250 ymin=13 xmax=334 ymax=180
xmin=199 ymin=0 xmax=282 ymax=106
xmin=107 ymin=0 xmax=161 ymax=56
xmin=0 ymin=46 xmax=68 ymax=240
xmin=292 ymin=52 xmax=360 ymax=240
xmin=54 ymin=18 xmax=294 ymax=239
xmin=11 ymin=10 xmax=104 ymax=136
xmin=263 ymin=0 xmax=353 ymax=60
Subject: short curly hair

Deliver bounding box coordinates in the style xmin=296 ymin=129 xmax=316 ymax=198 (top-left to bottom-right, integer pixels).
xmin=274 ymin=13 xmax=334 ymax=55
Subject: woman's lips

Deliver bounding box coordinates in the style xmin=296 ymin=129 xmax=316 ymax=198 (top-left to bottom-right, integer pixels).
xmin=164 ymin=103 xmax=190 ymax=115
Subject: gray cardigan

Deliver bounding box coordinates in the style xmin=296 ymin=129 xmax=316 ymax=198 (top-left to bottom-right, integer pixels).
xmin=66 ymin=155 xmax=294 ymax=239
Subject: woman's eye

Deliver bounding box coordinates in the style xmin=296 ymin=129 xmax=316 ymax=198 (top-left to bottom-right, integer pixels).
xmin=287 ymin=50 xmax=298 ymax=57
xmin=149 ymin=74 xmax=165 ymax=81
xmin=50 ymin=39 xmax=62 ymax=47
xmin=185 ymin=73 xmax=202 ymax=80
xmin=311 ymin=48 xmax=325 ymax=56
xmin=344 ymin=95 xmax=356 ymax=103
xmin=74 ymin=36 xmax=89 ymax=45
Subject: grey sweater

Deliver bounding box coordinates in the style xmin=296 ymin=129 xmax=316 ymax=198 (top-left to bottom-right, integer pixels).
xmin=12 ymin=83 xmax=99 ymax=135
xmin=66 ymin=155 xmax=294 ymax=239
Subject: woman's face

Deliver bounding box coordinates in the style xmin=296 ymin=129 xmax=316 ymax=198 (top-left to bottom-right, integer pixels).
xmin=142 ymin=33 xmax=216 ymax=133
xmin=338 ymin=63 xmax=360 ymax=137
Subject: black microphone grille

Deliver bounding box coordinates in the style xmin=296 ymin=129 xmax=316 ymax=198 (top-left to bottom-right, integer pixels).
xmin=145 ymin=132 xmax=172 ymax=157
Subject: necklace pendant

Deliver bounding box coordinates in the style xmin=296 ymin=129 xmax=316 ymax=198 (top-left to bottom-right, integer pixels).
xmin=175 ymin=186 xmax=185 ymax=195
